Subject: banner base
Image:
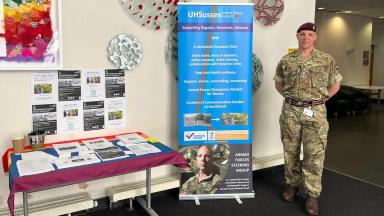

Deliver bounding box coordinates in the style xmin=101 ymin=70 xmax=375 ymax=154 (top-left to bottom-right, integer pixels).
xmin=179 ymin=192 xmax=255 ymax=202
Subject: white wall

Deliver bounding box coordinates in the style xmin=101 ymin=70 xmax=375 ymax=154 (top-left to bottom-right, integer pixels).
xmin=315 ymin=11 xmax=372 ymax=85
xmin=372 ymin=23 xmax=384 ymax=86
xmin=0 ymin=0 xmax=316 ymax=209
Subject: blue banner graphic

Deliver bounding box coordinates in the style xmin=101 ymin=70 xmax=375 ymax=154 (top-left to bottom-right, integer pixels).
xmin=178 ymin=3 xmax=254 ymax=199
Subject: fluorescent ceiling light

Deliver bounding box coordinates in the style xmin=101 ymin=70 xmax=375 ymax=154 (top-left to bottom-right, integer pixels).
xmin=379 ymin=16 xmax=384 ymax=19
xmin=317 ymin=7 xmax=325 ymax=10
xmin=343 ymin=10 xmax=352 ymax=14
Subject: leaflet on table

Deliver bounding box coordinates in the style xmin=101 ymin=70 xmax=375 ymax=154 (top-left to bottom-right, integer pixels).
xmin=58 ymin=70 xmax=82 ymax=101
xmin=82 ymin=69 xmax=106 ymax=101
xmin=93 ymin=146 xmax=128 ymax=161
xmin=21 ymin=151 xmax=57 ymax=162
xmin=82 ymin=138 xmax=114 ymax=150
xmin=57 ymin=101 xmax=83 ymax=133
xmin=54 ymin=153 xmax=101 ymax=169
xmin=31 ymin=71 xmax=58 ymax=105
xmin=123 ymin=143 xmax=161 ymax=156
xmin=105 ymin=69 xmax=125 ymax=98
xmin=105 ymin=98 xmax=126 ymax=128
xmin=16 ymin=158 xmax=55 ymax=176
xmin=52 ymin=142 xmax=91 ymax=158
xmin=117 ymin=133 xmax=148 ymax=144
xmin=83 ymin=101 xmax=105 ymax=131
xmin=32 ymin=104 xmax=57 ymax=134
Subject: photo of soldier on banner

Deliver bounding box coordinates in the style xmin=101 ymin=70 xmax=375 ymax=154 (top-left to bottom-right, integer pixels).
xmin=180 ymin=143 xmax=229 ymax=195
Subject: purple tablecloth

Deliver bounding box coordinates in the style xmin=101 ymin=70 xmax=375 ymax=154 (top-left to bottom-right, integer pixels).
xmin=7 ymin=142 xmax=188 ymax=216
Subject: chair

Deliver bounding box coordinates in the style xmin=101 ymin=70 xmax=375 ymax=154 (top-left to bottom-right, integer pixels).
xmin=342 ymin=85 xmax=369 ymax=113
xmin=325 ymin=85 xmax=369 ymax=117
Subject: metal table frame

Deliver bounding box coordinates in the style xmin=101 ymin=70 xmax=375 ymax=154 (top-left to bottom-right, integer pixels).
xmin=22 ymin=168 xmax=158 ymax=216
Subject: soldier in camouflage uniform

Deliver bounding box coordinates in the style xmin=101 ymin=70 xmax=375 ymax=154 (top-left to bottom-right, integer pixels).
xmin=274 ymin=22 xmax=342 ymax=216
xmin=180 ymin=145 xmax=222 ymax=194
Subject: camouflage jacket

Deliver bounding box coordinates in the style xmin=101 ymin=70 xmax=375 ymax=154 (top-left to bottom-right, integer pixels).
xmin=180 ymin=172 xmax=222 ymax=194
xmin=274 ymin=49 xmax=342 ymax=101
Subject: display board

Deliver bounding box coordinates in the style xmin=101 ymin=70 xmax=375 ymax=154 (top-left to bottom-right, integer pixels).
xmin=178 ymin=2 xmax=254 ymax=200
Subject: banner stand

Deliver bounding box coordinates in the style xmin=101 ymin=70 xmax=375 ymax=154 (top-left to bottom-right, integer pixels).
xmin=180 ymin=193 xmax=255 ymax=204
xmin=178 ymin=2 xmax=254 ymax=201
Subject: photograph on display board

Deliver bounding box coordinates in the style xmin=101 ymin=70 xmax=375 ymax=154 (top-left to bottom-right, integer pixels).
xmin=0 ymin=0 xmax=62 ymax=70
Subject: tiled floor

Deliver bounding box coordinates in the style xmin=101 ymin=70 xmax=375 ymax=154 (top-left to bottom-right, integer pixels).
xmin=325 ymin=104 xmax=384 ymax=187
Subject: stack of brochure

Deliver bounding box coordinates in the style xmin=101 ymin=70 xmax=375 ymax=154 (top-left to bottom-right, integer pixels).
xmin=123 ymin=143 xmax=161 ymax=156
xmin=52 ymin=142 xmax=91 ymax=158
xmin=117 ymin=134 xmax=161 ymax=156
xmin=117 ymin=133 xmax=148 ymax=144
xmin=82 ymin=138 xmax=128 ymax=161
xmin=16 ymin=158 xmax=55 ymax=176
xmin=54 ymin=153 xmax=101 ymax=169
xmin=82 ymin=138 xmax=114 ymax=150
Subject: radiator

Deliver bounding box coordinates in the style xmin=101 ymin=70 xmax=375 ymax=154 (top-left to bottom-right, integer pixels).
xmin=107 ymin=174 xmax=180 ymax=203
xmin=0 ymin=192 xmax=95 ymax=216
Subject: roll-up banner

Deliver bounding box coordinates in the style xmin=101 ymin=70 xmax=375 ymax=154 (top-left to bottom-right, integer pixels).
xmin=178 ymin=2 xmax=254 ymax=200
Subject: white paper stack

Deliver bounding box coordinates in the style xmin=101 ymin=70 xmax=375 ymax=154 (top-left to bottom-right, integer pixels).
xmin=52 ymin=142 xmax=91 ymax=158
xmin=117 ymin=133 xmax=148 ymax=144
xmin=124 ymin=143 xmax=161 ymax=156
xmin=82 ymin=138 xmax=114 ymax=150
xmin=21 ymin=151 xmax=57 ymax=163
xmin=16 ymin=159 xmax=55 ymax=176
xmin=54 ymin=153 xmax=101 ymax=169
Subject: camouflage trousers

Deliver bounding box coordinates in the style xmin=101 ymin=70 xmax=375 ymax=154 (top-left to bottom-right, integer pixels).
xmin=279 ymin=102 xmax=329 ymax=197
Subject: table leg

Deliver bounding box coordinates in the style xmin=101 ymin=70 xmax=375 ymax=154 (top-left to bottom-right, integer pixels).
xmin=23 ymin=191 xmax=28 ymax=216
xmin=136 ymin=169 xmax=159 ymax=216
xmin=378 ymin=90 xmax=382 ymax=105
xmin=146 ymin=169 xmax=151 ymax=209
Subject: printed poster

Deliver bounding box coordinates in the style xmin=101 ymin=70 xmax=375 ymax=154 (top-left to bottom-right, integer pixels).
xmin=82 ymin=69 xmax=106 ymax=101
xmin=32 ymin=104 xmax=57 ymax=134
xmin=31 ymin=71 xmax=58 ymax=105
xmin=57 ymin=101 xmax=83 ymax=133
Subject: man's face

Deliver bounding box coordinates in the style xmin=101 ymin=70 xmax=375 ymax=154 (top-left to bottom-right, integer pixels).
xmin=296 ymin=30 xmax=317 ymax=50
xmin=197 ymin=146 xmax=213 ymax=172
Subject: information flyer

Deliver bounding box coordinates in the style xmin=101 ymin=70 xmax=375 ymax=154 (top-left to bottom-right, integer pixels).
xmin=82 ymin=69 xmax=106 ymax=101
xmin=83 ymin=100 xmax=105 ymax=131
xmin=57 ymin=101 xmax=83 ymax=133
xmin=105 ymin=69 xmax=125 ymax=98
xmin=58 ymin=70 xmax=81 ymax=101
xmin=31 ymin=71 xmax=58 ymax=105
xmin=32 ymin=104 xmax=57 ymax=134
xmin=178 ymin=3 xmax=254 ymax=199
xmin=105 ymin=98 xmax=126 ymax=128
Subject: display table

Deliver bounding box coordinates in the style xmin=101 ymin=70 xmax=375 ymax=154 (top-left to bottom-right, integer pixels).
xmin=2 ymin=132 xmax=188 ymax=216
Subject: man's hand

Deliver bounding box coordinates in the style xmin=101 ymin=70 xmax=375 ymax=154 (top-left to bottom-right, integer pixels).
xmin=327 ymin=83 xmax=340 ymax=99
xmin=275 ymin=82 xmax=284 ymax=94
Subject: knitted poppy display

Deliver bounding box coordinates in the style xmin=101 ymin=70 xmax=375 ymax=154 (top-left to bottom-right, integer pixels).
xmin=1 ymin=0 xmax=53 ymax=62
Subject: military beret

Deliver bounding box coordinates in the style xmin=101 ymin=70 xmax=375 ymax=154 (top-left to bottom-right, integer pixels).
xmin=297 ymin=22 xmax=316 ymax=33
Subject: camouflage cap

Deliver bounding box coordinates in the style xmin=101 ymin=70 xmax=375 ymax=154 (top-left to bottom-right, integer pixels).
xmin=297 ymin=22 xmax=316 ymax=33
